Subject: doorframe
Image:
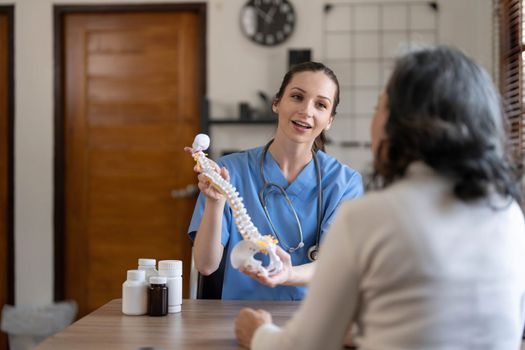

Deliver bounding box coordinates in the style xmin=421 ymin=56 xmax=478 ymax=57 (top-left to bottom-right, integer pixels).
xmin=53 ymin=3 xmax=207 ymax=301
xmin=0 ymin=5 xmax=15 ymax=307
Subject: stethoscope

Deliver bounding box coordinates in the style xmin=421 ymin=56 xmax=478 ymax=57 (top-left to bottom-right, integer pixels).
xmin=258 ymin=140 xmax=323 ymax=262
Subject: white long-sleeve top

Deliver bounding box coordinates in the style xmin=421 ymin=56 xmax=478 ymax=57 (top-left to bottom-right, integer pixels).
xmin=252 ymin=163 xmax=525 ymax=350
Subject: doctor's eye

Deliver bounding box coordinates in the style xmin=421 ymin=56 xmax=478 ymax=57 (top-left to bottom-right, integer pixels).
xmin=316 ymin=101 xmax=328 ymax=110
xmin=290 ymin=94 xmax=303 ymax=101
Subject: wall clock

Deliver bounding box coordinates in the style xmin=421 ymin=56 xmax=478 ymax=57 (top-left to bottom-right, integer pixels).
xmin=240 ymin=0 xmax=296 ymax=47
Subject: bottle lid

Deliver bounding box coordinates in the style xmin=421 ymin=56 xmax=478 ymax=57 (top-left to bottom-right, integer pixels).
xmin=127 ymin=269 xmax=146 ymax=281
xmin=158 ymin=260 xmax=182 ymax=276
xmin=138 ymin=258 xmax=156 ymax=266
xmin=149 ymin=276 xmax=167 ymax=285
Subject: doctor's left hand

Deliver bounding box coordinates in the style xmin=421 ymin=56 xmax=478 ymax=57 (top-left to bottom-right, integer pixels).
xmin=234 ymin=308 xmax=272 ymax=349
xmin=240 ymin=246 xmax=293 ymax=288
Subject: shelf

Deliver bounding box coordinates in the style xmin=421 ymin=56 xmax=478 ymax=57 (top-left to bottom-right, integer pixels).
xmin=329 ymin=140 xmax=371 ymax=148
xmin=209 ymin=118 xmax=276 ymax=125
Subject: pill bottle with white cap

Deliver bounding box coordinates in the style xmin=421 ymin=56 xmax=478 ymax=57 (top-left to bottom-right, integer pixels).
xmin=122 ymin=269 xmax=148 ymax=315
xmin=158 ymin=260 xmax=182 ymax=313
xmin=138 ymin=258 xmax=158 ymax=282
xmin=148 ymin=276 xmax=168 ymax=316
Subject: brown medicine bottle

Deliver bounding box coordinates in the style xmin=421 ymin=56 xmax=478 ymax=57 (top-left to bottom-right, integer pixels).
xmin=148 ymin=276 xmax=168 ymax=316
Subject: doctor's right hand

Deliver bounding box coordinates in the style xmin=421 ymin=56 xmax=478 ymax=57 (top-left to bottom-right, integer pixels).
xmin=184 ymin=147 xmax=230 ymax=202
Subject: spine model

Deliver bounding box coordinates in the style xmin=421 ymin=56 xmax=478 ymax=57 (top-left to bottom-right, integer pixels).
xmin=189 ymin=134 xmax=283 ymax=276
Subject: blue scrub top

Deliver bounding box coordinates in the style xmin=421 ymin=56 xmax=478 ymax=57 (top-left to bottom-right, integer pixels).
xmin=188 ymin=146 xmax=363 ymax=300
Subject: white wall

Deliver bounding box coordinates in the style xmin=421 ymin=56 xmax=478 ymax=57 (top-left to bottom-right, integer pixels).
xmin=0 ymin=0 xmax=493 ymax=306
xmin=209 ymin=0 xmax=496 ymax=171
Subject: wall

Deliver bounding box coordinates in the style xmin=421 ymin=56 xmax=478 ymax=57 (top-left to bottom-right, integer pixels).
xmin=0 ymin=0 xmax=493 ymax=306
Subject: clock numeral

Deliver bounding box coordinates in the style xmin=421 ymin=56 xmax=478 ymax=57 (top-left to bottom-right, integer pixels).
xmin=276 ymin=31 xmax=284 ymax=41
xmin=287 ymin=13 xmax=294 ymax=22
xmin=265 ymin=34 xmax=275 ymax=45
xmin=280 ymin=3 xmax=290 ymax=13
xmin=284 ymin=24 xmax=292 ymax=34
xmin=255 ymin=33 xmax=264 ymax=42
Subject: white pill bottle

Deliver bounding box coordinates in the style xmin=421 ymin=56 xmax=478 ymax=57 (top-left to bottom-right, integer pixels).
xmin=122 ymin=269 xmax=148 ymax=315
xmin=138 ymin=258 xmax=158 ymax=282
xmin=158 ymin=260 xmax=182 ymax=313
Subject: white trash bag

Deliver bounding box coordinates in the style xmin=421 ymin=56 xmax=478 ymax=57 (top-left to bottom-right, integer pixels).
xmin=0 ymin=300 xmax=77 ymax=350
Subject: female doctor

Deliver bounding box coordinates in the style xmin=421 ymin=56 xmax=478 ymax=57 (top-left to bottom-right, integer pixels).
xmin=187 ymin=61 xmax=364 ymax=300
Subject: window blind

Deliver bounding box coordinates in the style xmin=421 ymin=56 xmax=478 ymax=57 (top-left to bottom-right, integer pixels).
xmin=499 ymin=0 xmax=524 ymax=161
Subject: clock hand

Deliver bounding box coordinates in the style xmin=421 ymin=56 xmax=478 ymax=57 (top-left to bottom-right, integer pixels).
xmin=265 ymin=6 xmax=277 ymax=23
xmin=254 ymin=7 xmax=269 ymax=22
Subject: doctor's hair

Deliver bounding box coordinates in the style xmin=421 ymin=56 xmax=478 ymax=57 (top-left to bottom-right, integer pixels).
xmin=375 ymin=45 xmax=521 ymax=203
xmin=273 ymin=61 xmax=340 ymax=152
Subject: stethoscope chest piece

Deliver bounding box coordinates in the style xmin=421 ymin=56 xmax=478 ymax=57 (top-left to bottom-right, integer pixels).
xmin=307 ymin=245 xmax=319 ymax=262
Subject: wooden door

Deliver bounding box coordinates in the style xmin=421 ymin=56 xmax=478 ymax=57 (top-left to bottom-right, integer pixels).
xmin=0 ymin=7 xmax=12 ymax=350
xmin=0 ymin=14 xmax=6 ymax=350
xmin=61 ymin=8 xmax=204 ymax=317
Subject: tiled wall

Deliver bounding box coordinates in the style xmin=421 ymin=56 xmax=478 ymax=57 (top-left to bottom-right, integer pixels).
xmin=323 ymin=2 xmax=438 ymax=174
xmin=210 ymin=1 xmax=440 ymax=178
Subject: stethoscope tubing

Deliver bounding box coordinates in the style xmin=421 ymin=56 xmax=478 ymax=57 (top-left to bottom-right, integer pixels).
xmin=258 ymin=140 xmax=322 ymax=261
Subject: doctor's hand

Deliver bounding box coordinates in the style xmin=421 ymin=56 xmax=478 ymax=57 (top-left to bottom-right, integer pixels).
xmin=240 ymin=246 xmax=293 ymax=288
xmin=235 ymin=308 xmax=272 ymax=349
xmin=184 ymin=147 xmax=230 ymax=202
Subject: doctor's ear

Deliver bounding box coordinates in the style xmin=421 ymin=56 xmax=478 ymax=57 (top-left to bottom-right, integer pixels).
xmin=272 ymin=98 xmax=280 ymax=114
xmin=325 ymin=117 xmax=334 ymax=131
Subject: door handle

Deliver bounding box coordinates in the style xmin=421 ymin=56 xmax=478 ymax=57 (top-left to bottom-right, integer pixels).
xmin=171 ymin=184 xmax=199 ymax=198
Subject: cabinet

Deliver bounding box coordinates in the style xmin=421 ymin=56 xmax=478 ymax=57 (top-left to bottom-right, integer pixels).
xmin=200 ymin=98 xmax=275 ymax=132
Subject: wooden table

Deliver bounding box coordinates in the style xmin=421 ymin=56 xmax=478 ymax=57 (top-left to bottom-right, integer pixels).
xmin=35 ymin=299 xmax=300 ymax=350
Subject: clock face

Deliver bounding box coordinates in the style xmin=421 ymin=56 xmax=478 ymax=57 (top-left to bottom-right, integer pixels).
xmin=240 ymin=0 xmax=296 ymax=47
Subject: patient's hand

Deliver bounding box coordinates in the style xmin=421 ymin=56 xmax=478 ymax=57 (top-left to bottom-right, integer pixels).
xmin=234 ymin=308 xmax=272 ymax=348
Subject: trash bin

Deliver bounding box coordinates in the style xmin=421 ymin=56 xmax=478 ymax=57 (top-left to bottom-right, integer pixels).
xmin=0 ymin=300 xmax=77 ymax=350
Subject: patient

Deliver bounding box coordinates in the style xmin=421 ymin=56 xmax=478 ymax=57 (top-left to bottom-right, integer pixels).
xmin=234 ymin=45 xmax=525 ymax=350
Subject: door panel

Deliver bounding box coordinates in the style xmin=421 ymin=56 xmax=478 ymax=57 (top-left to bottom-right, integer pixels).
xmin=63 ymin=10 xmax=203 ymax=317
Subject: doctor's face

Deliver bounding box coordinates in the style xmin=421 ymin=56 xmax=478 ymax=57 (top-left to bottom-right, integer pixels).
xmin=273 ymin=71 xmax=336 ymax=147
